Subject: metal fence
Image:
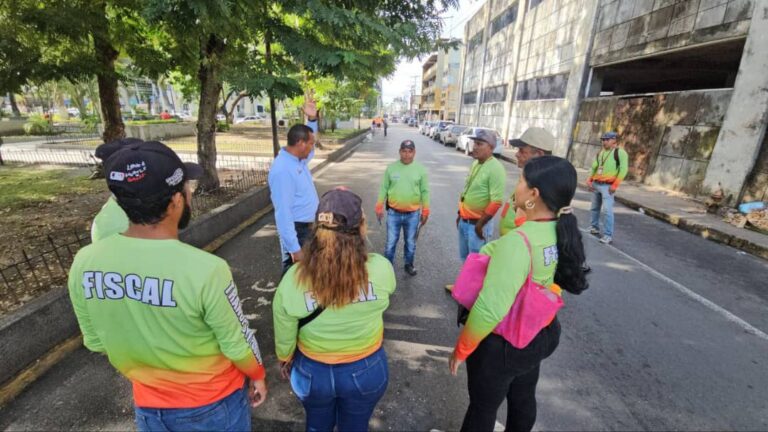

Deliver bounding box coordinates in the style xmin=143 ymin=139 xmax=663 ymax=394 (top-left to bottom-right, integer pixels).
xmin=0 ymin=229 xmax=90 ymax=314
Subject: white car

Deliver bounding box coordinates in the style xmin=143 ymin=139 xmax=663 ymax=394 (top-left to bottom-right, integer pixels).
xmin=457 ymin=127 xmax=503 ymax=156
xmin=235 ymin=115 xmax=264 ymax=124
xmin=419 ymin=121 xmax=433 ymax=135
xmin=429 ymin=120 xmax=453 ymax=139
xmin=439 ymin=125 xmax=467 ymax=146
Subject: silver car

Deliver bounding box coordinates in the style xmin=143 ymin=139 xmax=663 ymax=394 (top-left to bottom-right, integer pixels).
xmin=440 ymin=125 xmax=467 ymax=146
xmin=429 ymin=120 xmax=453 ymax=140
xmin=457 ymin=127 xmax=503 ymax=156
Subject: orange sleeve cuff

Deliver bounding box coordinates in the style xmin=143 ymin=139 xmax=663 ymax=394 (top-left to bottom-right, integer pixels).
xmin=610 ymin=180 xmax=622 ymax=190
xmin=484 ymin=201 xmax=502 ymax=216
xmin=375 ymin=202 xmax=384 ymax=213
xmin=421 ymin=207 xmax=430 ymax=217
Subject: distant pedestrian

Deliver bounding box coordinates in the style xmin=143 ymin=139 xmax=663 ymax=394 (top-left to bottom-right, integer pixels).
xmin=376 ymin=139 xmax=430 ymax=276
xmin=160 ymin=110 xmax=172 ymax=120
xmin=269 ymin=95 xmax=320 ymax=273
xmin=68 ymin=141 xmax=268 ymax=432
xmin=90 ymin=137 xmax=144 ymax=242
xmin=383 ymin=119 xmax=388 ymax=136
xmin=587 ymin=131 xmax=628 ymax=244
xmin=449 ymin=156 xmax=588 ymax=432
xmin=273 ymin=188 xmax=396 ymax=432
xmin=498 ymin=128 xmax=554 ymax=237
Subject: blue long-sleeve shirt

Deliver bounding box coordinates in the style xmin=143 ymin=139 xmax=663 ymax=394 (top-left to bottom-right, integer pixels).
xmin=268 ymin=120 xmax=319 ymax=253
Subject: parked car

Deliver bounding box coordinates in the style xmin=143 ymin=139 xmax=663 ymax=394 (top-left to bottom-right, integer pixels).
xmin=235 ymin=115 xmax=264 ymax=124
xmin=429 ymin=120 xmax=453 ymax=140
xmin=457 ymin=127 xmax=503 ymax=155
xmin=419 ymin=121 xmax=432 ymax=135
xmin=408 ymin=118 xmax=417 ymax=127
xmin=439 ymin=125 xmax=467 ymax=146
xmin=216 ymin=113 xmax=226 ymax=121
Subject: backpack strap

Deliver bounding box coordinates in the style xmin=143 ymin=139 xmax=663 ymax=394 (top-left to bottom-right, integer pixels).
xmin=515 ymin=231 xmax=534 ymax=281
xmin=298 ymin=306 xmax=325 ymax=330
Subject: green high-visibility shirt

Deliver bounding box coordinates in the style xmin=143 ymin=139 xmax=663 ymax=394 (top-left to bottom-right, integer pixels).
xmin=90 ymin=197 xmax=129 ymax=242
xmin=375 ymin=161 xmax=430 ymax=215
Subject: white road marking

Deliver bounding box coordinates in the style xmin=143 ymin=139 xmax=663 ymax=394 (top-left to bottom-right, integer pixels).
xmin=581 ymin=228 xmax=768 ymax=342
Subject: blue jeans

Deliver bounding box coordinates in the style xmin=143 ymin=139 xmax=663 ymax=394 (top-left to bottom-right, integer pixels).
xmin=384 ymin=209 xmax=420 ymax=266
xmin=291 ymin=348 xmax=389 ymax=432
xmin=458 ymin=218 xmax=494 ymax=261
xmin=134 ymin=384 xmax=250 ymax=432
xmin=590 ymin=183 xmax=615 ymax=237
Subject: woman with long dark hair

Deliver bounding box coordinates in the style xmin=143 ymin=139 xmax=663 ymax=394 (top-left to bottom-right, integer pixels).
xmin=449 ymin=155 xmax=588 ymax=432
xmin=273 ymin=188 xmax=396 ymax=432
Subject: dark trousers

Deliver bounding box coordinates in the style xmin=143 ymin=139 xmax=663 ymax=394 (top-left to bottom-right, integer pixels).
xmin=461 ymin=319 xmax=561 ymax=432
xmin=281 ymin=222 xmax=313 ymax=275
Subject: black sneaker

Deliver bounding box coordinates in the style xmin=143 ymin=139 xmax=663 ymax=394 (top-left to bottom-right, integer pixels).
xmin=405 ymin=264 xmax=418 ymax=276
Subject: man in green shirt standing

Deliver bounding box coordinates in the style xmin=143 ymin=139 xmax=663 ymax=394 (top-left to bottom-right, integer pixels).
xmin=68 ymin=141 xmax=268 ymax=431
xmin=498 ymin=127 xmax=554 ymax=237
xmin=587 ymin=131 xmax=629 ymax=244
xmin=375 ymin=139 xmax=430 ymax=276
xmin=455 ymin=128 xmax=506 ymax=266
xmin=90 ymin=138 xmax=143 ymax=242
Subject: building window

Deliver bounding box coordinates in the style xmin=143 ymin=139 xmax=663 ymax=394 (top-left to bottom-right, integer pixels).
xmin=482 ymin=84 xmax=508 ymax=103
xmin=490 ymin=3 xmax=518 ymax=37
xmin=463 ymin=91 xmax=478 ymax=104
xmin=529 ymin=0 xmax=545 ymax=9
xmin=468 ymin=32 xmax=484 ymax=52
xmin=515 ymin=73 xmax=569 ymax=101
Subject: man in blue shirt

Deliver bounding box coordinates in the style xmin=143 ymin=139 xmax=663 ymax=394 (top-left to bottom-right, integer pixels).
xmin=269 ymin=96 xmax=320 ymax=273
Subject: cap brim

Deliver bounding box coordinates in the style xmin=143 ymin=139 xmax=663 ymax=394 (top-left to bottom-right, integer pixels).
xmin=468 ymin=136 xmax=493 ymax=146
xmin=508 ymin=139 xmax=528 ymax=148
xmin=184 ymin=162 xmax=204 ymax=180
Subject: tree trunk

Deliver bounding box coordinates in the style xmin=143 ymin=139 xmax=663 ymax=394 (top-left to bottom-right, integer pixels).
xmin=8 ymin=93 xmax=21 ymax=117
xmin=227 ymin=92 xmax=248 ymax=123
xmin=196 ymin=34 xmax=225 ymax=192
xmin=265 ymin=30 xmax=280 ymax=157
xmin=93 ymin=11 xmax=125 ymax=144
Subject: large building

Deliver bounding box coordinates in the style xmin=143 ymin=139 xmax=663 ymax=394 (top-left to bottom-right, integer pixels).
xmin=419 ymin=45 xmax=462 ymax=121
xmin=457 ymin=0 xmax=768 ymax=205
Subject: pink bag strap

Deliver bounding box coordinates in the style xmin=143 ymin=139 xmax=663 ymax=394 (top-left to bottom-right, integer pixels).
xmin=516 ymin=231 xmax=534 ymax=282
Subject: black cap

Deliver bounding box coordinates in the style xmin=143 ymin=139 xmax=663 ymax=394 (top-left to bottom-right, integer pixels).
xmin=105 ymin=141 xmax=203 ymax=201
xmin=400 ymin=139 xmax=416 ymax=150
xmin=95 ymin=137 xmax=144 ymax=161
xmin=316 ymin=187 xmax=363 ymax=232
xmin=467 ymin=129 xmax=498 ymax=147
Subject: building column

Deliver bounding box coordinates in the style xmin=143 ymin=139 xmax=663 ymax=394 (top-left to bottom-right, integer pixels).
xmin=702 ymin=4 xmax=768 ymax=205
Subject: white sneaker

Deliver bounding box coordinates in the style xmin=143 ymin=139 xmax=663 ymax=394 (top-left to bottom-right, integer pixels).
xmin=599 ymin=235 xmax=613 ymax=244
xmin=589 ymin=227 xmax=600 ymax=236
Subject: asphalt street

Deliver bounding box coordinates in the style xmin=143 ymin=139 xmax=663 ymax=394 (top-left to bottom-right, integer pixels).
xmin=1 ymin=124 xmax=768 ymax=431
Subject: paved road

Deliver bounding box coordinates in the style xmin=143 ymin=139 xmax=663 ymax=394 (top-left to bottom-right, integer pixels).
xmin=2 ymin=124 xmax=768 ymax=431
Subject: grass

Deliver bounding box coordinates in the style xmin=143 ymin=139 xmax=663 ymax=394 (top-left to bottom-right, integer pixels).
xmin=0 ymin=165 xmax=103 ymax=210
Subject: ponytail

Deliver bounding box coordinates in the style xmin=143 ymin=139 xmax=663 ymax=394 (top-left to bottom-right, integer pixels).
xmin=555 ymin=213 xmax=588 ymax=294
xmin=523 ymin=156 xmax=589 ymax=295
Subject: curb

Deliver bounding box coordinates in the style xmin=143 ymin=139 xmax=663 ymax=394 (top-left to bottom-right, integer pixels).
xmin=575 ymin=181 xmax=768 ymax=261
xmin=496 ymin=152 xmax=767 ymax=261
xmin=0 ymin=131 xmax=368 ymax=406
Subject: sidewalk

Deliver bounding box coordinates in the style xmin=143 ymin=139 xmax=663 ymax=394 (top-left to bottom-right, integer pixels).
xmin=498 ymin=147 xmax=768 ymax=261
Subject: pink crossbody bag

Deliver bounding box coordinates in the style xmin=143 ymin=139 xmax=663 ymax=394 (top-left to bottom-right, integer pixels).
xmin=452 ymin=231 xmax=563 ymax=349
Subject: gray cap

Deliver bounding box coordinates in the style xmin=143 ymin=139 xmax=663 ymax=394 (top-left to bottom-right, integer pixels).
xmin=509 ymin=127 xmax=555 ymax=152
xmin=467 ymin=129 xmax=498 ymax=148
xmin=316 ymin=187 xmax=363 ymax=232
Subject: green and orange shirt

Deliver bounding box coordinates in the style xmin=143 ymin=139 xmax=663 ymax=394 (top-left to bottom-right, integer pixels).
xmin=375 ymin=161 xmax=430 ymax=216
xmin=67 ymin=234 xmax=265 ymax=409
xmin=90 ymin=197 xmax=129 ymax=242
xmin=454 ymin=221 xmax=560 ymax=361
xmin=273 ymin=253 xmax=396 ymax=364
xmin=458 ymin=157 xmax=506 ymax=220
xmin=588 ymin=147 xmax=629 ymax=190
xmin=499 ymin=193 xmax=527 ymax=236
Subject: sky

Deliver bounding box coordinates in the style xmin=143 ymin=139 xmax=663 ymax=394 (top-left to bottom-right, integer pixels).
xmin=381 ymin=0 xmax=485 ymax=104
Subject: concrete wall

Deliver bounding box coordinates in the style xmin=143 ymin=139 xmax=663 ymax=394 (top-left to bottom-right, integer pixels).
xmin=570 ymin=88 xmax=732 ymax=194
xmin=592 ymin=0 xmax=754 ymax=66
xmin=97 ymin=122 xmax=196 ymax=141
xmin=0 ymin=119 xmax=28 ymax=136
xmin=477 ymin=0 xmax=518 ymax=130
xmin=507 ymin=0 xmax=599 ymax=154
xmin=741 ymin=133 xmax=768 ymax=202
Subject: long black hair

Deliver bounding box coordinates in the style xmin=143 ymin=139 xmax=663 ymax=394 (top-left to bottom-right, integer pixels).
xmin=523 ymin=156 xmax=588 ymax=294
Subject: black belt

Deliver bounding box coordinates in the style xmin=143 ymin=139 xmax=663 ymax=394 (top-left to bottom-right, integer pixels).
xmin=460 ymin=218 xmax=478 ymax=225
xmin=295 ymin=221 xmax=312 ymax=228
xmin=389 ymin=207 xmax=418 ymax=214
xmin=593 ymin=180 xmax=613 ymax=185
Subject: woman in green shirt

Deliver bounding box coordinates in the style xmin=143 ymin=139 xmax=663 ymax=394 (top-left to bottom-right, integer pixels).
xmin=273 ymin=188 xmax=396 ymax=432
xmin=449 ymin=156 xmax=589 ymax=432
